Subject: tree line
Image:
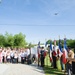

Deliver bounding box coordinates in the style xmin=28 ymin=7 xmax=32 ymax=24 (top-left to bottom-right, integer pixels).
xmin=0 ymin=32 xmax=27 ymax=48
xmin=0 ymin=32 xmax=75 ymax=49
xmin=46 ymin=39 xmax=75 ymax=48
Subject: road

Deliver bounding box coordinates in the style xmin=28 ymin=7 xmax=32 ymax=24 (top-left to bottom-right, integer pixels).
xmin=0 ymin=63 xmax=45 ymax=75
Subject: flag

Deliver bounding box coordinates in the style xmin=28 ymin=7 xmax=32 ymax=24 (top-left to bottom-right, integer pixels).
xmin=62 ymin=38 xmax=68 ymax=64
xmin=45 ymin=41 xmax=47 ymax=47
xmin=58 ymin=39 xmax=62 ymax=52
xmin=54 ymin=40 xmax=56 ymax=46
xmin=37 ymin=41 xmax=40 ymax=58
xmin=53 ymin=40 xmax=57 ymax=56
xmin=44 ymin=41 xmax=47 ymax=57
xmin=58 ymin=39 xmax=63 ymax=57
xmin=64 ymin=38 xmax=68 ymax=58
xmin=56 ymin=39 xmax=62 ymax=71
xmin=38 ymin=41 xmax=40 ymax=48
xmin=44 ymin=41 xmax=47 ymax=50
xmin=37 ymin=41 xmax=41 ymax=66
xmin=64 ymin=38 xmax=67 ymax=50
xmin=50 ymin=41 xmax=52 ymax=62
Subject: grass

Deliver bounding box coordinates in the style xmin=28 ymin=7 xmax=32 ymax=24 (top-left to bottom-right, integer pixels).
xmin=44 ymin=54 xmax=64 ymax=75
xmin=44 ymin=66 xmax=64 ymax=75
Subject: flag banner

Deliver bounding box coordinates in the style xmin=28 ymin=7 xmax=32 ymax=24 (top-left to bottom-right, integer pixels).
xmin=45 ymin=41 xmax=47 ymax=47
xmin=37 ymin=41 xmax=40 ymax=58
xmin=44 ymin=41 xmax=47 ymax=50
xmin=58 ymin=39 xmax=63 ymax=57
xmin=57 ymin=39 xmax=63 ymax=71
xmin=54 ymin=40 xmax=56 ymax=46
xmin=38 ymin=41 xmax=40 ymax=48
xmin=37 ymin=41 xmax=41 ymax=66
xmin=53 ymin=40 xmax=57 ymax=56
xmin=62 ymin=38 xmax=68 ymax=64
xmin=50 ymin=41 xmax=52 ymax=62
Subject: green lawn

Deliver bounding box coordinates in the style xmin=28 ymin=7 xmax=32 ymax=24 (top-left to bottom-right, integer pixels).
xmin=44 ymin=54 xmax=64 ymax=75
xmin=44 ymin=66 xmax=64 ymax=75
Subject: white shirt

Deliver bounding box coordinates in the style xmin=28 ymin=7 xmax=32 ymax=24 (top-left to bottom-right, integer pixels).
xmin=24 ymin=51 xmax=27 ymax=57
xmin=10 ymin=51 xmax=14 ymax=57
xmin=27 ymin=49 xmax=30 ymax=56
xmin=20 ymin=52 xmax=25 ymax=57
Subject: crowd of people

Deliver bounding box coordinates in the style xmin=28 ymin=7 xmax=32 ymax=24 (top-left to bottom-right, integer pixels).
xmin=0 ymin=47 xmax=35 ymax=64
xmin=0 ymin=45 xmax=75 ymax=75
xmin=38 ymin=45 xmax=75 ymax=75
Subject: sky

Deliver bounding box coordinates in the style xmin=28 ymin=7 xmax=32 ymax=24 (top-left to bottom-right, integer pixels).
xmin=0 ymin=0 xmax=75 ymax=44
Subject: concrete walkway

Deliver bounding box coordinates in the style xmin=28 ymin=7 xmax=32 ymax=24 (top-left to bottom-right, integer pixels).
xmin=0 ymin=63 xmax=45 ymax=75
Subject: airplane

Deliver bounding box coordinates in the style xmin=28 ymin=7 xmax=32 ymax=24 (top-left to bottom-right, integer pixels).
xmin=54 ymin=13 xmax=58 ymax=15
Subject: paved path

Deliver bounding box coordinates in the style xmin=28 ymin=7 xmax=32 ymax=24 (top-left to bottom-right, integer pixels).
xmin=0 ymin=63 xmax=45 ymax=75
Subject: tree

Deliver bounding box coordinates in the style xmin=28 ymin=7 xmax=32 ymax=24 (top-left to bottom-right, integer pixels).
xmin=67 ymin=39 xmax=75 ymax=48
xmin=46 ymin=39 xmax=53 ymax=44
xmin=0 ymin=34 xmax=6 ymax=47
xmin=14 ymin=32 xmax=27 ymax=47
xmin=4 ymin=32 xmax=14 ymax=47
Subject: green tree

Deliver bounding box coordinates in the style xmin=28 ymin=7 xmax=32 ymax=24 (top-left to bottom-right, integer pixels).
xmin=67 ymin=39 xmax=75 ymax=48
xmin=46 ymin=39 xmax=53 ymax=44
xmin=14 ymin=32 xmax=27 ymax=47
xmin=4 ymin=32 xmax=14 ymax=47
xmin=0 ymin=34 xmax=6 ymax=47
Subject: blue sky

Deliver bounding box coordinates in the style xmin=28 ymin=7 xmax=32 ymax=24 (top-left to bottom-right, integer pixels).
xmin=0 ymin=0 xmax=75 ymax=44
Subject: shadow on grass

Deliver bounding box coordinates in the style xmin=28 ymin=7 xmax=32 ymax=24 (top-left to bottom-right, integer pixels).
xmin=44 ymin=66 xmax=64 ymax=75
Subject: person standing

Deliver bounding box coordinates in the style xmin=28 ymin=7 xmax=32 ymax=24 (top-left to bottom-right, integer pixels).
xmin=66 ymin=48 xmax=74 ymax=75
xmin=52 ymin=46 xmax=57 ymax=68
xmin=0 ymin=49 xmax=2 ymax=63
xmin=20 ymin=50 xmax=25 ymax=64
xmin=6 ymin=51 xmax=11 ymax=63
xmin=40 ymin=47 xmax=45 ymax=67
xmin=10 ymin=49 xmax=14 ymax=63
xmin=2 ymin=49 xmax=5 ymax=63
xmin=2 ymin=49 xmax=7 ymax=63
xmin=24 ymin=49 xmax=27 ymax=63
xmin=14 ymin=52 xmax=18 ymax=63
